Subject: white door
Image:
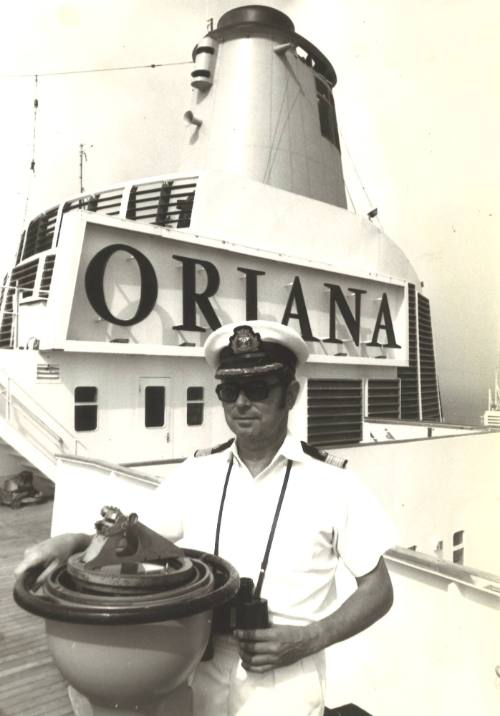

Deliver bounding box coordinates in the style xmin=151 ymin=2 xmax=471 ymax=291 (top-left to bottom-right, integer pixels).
xmin=138 ymin=377 xmax=172 ymax=459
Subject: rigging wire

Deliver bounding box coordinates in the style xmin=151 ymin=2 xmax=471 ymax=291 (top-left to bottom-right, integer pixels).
xmin=0 ymin=59 xmax=192 ymax=79
xmin=30 ymin=74 xmax=38 ymax=174
xmin=9 ymin=59 xmax=191 ymax=232
xmin=343 ymin=178 xmax=357 ymax=215
xmin=338 ymin=127 xmax=382 ymax=227
xmin=22 ymin=74 xmax=39 ymax=227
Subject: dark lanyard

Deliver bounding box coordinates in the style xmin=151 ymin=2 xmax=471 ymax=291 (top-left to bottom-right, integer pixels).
xmin=214 ymin=453 xmax=293 ymax=599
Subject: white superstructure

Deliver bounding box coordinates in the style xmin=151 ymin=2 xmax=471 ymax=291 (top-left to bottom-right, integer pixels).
xmin=0 ymin=6 xmax=498 ymax=714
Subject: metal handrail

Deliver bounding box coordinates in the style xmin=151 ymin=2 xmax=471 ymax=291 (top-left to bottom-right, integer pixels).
xmin=386 ymin=546 xmax=500 ymax=597
xmin=0 ymin=373 xmax=86 ymax=457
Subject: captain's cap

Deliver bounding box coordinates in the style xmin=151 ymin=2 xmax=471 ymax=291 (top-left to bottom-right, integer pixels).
xmin=204 ymin=320 xmax=309 ymax=378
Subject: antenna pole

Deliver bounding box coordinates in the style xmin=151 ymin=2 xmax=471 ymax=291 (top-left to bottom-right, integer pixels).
xmin=79 ymin=143 xmax=88 ymax=193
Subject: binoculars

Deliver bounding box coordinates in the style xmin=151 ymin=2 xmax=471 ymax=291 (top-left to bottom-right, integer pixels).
xmin=212 ymin=577 xmax=269 ymax=633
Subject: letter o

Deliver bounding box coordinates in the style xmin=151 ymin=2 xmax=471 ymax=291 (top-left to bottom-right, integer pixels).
xmin=84 ymin=244 xmax=158 ymax=326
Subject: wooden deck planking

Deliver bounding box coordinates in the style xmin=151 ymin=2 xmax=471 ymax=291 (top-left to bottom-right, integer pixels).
xmin=0 ymin=500 xmax=73 ymax=716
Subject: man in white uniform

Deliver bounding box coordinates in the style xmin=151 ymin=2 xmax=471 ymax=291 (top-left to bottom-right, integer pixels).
xmin=16 ymin=320 xmax=394 ymax=716
xmin=141 ymin=321 xmax=394 ymax=715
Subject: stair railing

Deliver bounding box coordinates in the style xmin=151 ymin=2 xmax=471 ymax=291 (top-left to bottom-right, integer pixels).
xmin=0 ymin=372 xmax=86 ymax=459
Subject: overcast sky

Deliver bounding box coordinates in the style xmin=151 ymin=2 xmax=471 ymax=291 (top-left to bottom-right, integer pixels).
xmin=1 ymin=0 xmax=498 ymax=424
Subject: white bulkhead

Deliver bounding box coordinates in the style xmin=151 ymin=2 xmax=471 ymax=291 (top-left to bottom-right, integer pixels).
xmin=179 ymin=5 xmax=347 ymax=208
xmin=0 ymin=4 xmax=442 ymax=473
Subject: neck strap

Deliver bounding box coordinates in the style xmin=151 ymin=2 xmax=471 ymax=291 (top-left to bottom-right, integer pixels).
xmin=214 ymin=453 xmax=293 ymax=599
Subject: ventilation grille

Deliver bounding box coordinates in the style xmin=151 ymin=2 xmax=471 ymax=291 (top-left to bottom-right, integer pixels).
xmin=367 ymin=379 xmax=400 ymax=419
xmin=0 ymin=256 xmax=56 ymax=348
xmin=21 ymin=207 xmax=58 ymax=260
xmin=0 ymin=285 xmax=14 ymax=348
xmin=126 ymin=178 xmax=196 ymax=228
xmin=12 ymin=260 xmax=38 ymax=300
xmin=15 ymin=176 xmax=198 ymax=269
xmin=63 ymin=187 xmax=124 ymax=217
xmin=308 ymin=379 xmax=363 ymax=448
xmin=40 ymin=255 xmax=55 ymax=299
xmin=36 ymin=364 xmax=60 ymax=381
xmin=418 ymin=294 xmax=441 ymax=421
xmin=398 ymin=284 xmax=419 ymax=419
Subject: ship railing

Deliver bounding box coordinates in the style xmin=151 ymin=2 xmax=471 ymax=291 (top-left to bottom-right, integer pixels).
xmin=0 ymin=371 xmax=86 ymax=460
xmin=322 ymin=544 xmax=500 ymax=713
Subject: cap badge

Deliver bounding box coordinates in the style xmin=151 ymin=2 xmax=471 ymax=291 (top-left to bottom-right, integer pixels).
xmin=229 ymin=326 xmax=261 ymax=355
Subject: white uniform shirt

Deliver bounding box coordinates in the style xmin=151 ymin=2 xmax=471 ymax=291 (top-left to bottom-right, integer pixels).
xmin=145 ymin=434 xmax=394 ymax=626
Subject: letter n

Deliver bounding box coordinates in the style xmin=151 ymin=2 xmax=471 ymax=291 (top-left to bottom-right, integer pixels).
xmin=323 ymin=284 xmax=366 ymax=346
xmin=281 ymin=277 xmax=318 ymax=341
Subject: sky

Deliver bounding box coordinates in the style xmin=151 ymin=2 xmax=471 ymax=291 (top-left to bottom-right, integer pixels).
xmin=0 ymin=0 xmax=498 ymax=424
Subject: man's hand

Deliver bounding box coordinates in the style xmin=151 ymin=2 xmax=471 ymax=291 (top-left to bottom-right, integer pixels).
xmin=234 ymin=624 xmax=318 ymax=673
xmin=233 ymin=559 xmax=393 ymax=674
xmin=14 ymin=533 xmax=91 ymax=585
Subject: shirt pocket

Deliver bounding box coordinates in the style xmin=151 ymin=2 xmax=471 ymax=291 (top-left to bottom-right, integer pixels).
xmin=269 ymin=512 xmax=333 ymax=575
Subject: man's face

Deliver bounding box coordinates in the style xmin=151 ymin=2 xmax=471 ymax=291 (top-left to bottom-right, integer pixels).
xmin=216 ymin=375 xmax=299 ymax=447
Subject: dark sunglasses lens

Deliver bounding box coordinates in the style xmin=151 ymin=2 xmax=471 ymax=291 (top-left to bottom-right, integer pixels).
xmin=215 ymin=381 xmax=274 ymax=402
xmin=216 ymin=384 xmax=239 ymax=402
xmin=244 ymin=382 xmax=269 ymax=401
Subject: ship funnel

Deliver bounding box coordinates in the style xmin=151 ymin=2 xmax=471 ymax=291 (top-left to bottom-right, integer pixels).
xmin=179 ymin=4 xmax=347 ymax=208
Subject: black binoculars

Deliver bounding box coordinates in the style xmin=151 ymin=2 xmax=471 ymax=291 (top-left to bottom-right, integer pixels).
xmin=213 ymin=577 xmax=269 ymax=633
xmin=202 ymin=577 xmax=269 ymax=661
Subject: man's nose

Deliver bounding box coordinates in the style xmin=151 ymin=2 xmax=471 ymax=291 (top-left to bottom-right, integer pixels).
xmin=234 ymin=388 xmax=251 ymax=406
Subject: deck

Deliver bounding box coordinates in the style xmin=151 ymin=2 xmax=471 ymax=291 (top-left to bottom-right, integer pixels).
xmin=0 ymin=499 xmax=73 ymax=716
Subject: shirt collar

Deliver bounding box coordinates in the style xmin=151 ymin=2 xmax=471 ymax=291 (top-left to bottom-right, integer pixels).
xmin=228 ymin=432 xmax=306 ymax=467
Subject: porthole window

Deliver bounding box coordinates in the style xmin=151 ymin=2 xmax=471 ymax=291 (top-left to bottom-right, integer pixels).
xmin=187 ymin=386 xmax=204 ymax=426
xmin=74 ymin=387 xmax=98 ymax=431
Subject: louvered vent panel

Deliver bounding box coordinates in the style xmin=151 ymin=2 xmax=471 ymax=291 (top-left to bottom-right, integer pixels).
xmin=126 ymin=178 xmax=197 ymax=228
xmin=418 ymin=294 xmax=441 ymax=421
xmin=0 ymin=260 xmax=40 ymax=348
xmin=367 ymin=379 xmax=400 ymax=419
xmin=398 ymin=284 xmax=419 ymax=419
xmin=63 ymin=188 xmax=124 ymax=218
xmin=22 ymin=207 xmax=58 ymax=260
xmin=0 ymin=287 xmax=14 ymax=347
xmin=12 ymin=260 xmax=38 ymax=299
xmin=61 ymin=177 xmax=197 ymax=230
xmin=36 ymin=364 xmax=60 ymax=381
xmin=308 ymin=379 xmax=362 ymax=448
xmin=40 ymin=255 xmax=55 ymax=299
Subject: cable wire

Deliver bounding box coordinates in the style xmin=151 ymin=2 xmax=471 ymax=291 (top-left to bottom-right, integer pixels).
xmin=30 ymin=75 xmax=38 ymax=173
xmin=0 ymin=60 xmax=192 ymax=79
xmin=339 ymin=127 xmax=382 ymax=227
xmin=22 ymin=74 xmax=39 ymax=227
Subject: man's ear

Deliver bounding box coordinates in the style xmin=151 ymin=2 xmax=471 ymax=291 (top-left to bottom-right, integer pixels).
xmin=286 ymin=380 xmax=300 ymax=410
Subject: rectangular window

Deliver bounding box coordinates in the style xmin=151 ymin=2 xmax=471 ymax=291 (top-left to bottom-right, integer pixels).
xmin=145 ymin=386 xmax=166 ymax=427
xmin=74 ymin=386 xmax=97 ymax=431
xmin=452 ymin=530 xmax=464 ymax=565
xmin=187 ymin=386 xmax=204 ymax=426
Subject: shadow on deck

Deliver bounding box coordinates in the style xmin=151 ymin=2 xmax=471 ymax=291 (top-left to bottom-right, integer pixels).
xmin=0 ymin=499 xmax=72 ymax=716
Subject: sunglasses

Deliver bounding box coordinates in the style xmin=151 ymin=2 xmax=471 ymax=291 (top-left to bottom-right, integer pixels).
xmin=215 ymin=380 xmax=283 ymax=403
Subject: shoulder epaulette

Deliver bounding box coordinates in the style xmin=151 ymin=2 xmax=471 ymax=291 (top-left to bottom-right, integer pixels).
xmin=194 ymin=438 xmax=235 ymax=457
xmin=300 ymin=441 xmax=348 ymax=469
